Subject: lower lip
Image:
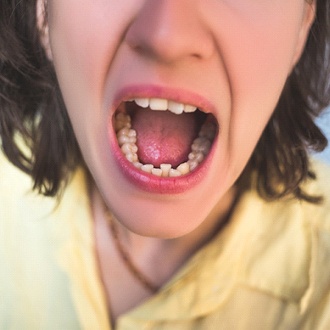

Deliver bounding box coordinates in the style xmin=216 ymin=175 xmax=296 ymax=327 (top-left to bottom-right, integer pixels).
xmin=108 ymin=122 xmax=217 ymax=194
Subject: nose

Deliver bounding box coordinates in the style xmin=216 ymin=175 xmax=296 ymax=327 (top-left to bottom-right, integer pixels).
xmin=125 ymin=0 xmax=215 ymax=64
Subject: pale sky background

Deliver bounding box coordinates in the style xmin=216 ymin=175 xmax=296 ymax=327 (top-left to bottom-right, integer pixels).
xmin=315 ymin=106 xmax=330 ymax=163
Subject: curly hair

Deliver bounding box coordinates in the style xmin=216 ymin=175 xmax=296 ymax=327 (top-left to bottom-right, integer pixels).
xmin=0 ymin=0 xmax=330 ymax=200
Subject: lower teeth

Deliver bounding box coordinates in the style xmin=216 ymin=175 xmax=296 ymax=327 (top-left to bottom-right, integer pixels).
xmin=114 ymin=111 xmax=216 ymax=177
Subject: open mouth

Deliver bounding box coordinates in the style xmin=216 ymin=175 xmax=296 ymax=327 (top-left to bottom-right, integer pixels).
xmin=113 ymin=97 xmax=218 ymax=178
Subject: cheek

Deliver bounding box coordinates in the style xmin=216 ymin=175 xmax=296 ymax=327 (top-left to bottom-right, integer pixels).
xmin=49 ymin=6 xmax=107 ymax=96
xmin=47 ymin=1 xmax=137 ymax=110
xmin=223 ymin=1 xmax=305 ymax=100
xmin=210 ymin=1 xmax=307 ymax=174
xmin=47 ymin=1 xmax=134 ymax=154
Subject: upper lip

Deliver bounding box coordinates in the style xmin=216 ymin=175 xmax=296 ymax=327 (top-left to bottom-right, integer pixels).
xmin=112 ymin=84 xmax=217 ymax=116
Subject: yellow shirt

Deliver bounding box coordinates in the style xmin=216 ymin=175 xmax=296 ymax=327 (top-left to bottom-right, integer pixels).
xmin=1 ymin=151 xmax=330 ymax=330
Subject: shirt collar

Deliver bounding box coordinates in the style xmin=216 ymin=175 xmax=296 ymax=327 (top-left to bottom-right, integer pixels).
xmin=122 ymin=190 xmax=322 ymax=323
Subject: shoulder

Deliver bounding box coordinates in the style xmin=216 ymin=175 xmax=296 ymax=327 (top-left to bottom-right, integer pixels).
xmin=0 ymin=151 xmax=92 ymax=328
xmin=237 ymin=159 xmax=330 ymax=325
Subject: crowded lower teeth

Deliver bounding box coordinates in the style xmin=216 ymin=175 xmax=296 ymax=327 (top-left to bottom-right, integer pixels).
xmin=115 ymin=111 xmax=216 ymax=177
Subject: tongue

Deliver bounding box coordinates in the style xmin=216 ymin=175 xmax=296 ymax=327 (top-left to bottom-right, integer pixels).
xmin=132 ymin=108 xmax=199 ymax=168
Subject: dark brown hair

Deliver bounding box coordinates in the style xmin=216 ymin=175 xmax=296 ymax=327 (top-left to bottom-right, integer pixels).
xmin=0 ymin=0 xmax=330 ymax=200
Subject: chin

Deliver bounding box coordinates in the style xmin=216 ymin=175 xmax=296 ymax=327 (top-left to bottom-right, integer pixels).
xmin=111 ymin=204 xmax=208 ymax=239
xmin=96 ymin=163 xmax=232 ymax=239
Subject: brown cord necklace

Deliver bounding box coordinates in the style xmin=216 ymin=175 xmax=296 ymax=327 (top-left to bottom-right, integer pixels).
xmin=104 ymin=208 xmax=159 ymax=293
xmin=102 ymin=190 xmax=239 ymax=295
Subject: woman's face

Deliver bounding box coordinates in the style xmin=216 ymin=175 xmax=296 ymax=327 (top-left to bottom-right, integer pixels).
xmin=43 ymin=0 xmax=314 ymax=238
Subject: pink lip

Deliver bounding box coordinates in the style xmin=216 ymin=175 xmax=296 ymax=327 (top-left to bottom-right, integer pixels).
xmin=108 ymin=84 xmax=218 ymax=194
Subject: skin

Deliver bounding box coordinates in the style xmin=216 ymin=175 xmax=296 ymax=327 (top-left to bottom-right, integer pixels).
xmin=41 ymin=0 xmax=315 ymax=238
xmin=38 ymin=0 xmax=316 ymax=319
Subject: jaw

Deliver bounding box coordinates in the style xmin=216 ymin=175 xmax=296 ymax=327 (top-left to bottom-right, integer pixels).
xmin=83 ymin=85 xmax=238 ymax=238
xmin=94 ymin=138 xmax=236 ymax=238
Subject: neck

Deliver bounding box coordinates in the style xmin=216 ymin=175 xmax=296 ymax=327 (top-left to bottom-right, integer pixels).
xmin=92 ymin=185 xmax=237 ymax=286
xmin=92 ymin=184 xmax=237 ymax=322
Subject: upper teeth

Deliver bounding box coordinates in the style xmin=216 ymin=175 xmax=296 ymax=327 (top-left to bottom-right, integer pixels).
xmin=131 ymin=98 xmax=197 ymax=115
